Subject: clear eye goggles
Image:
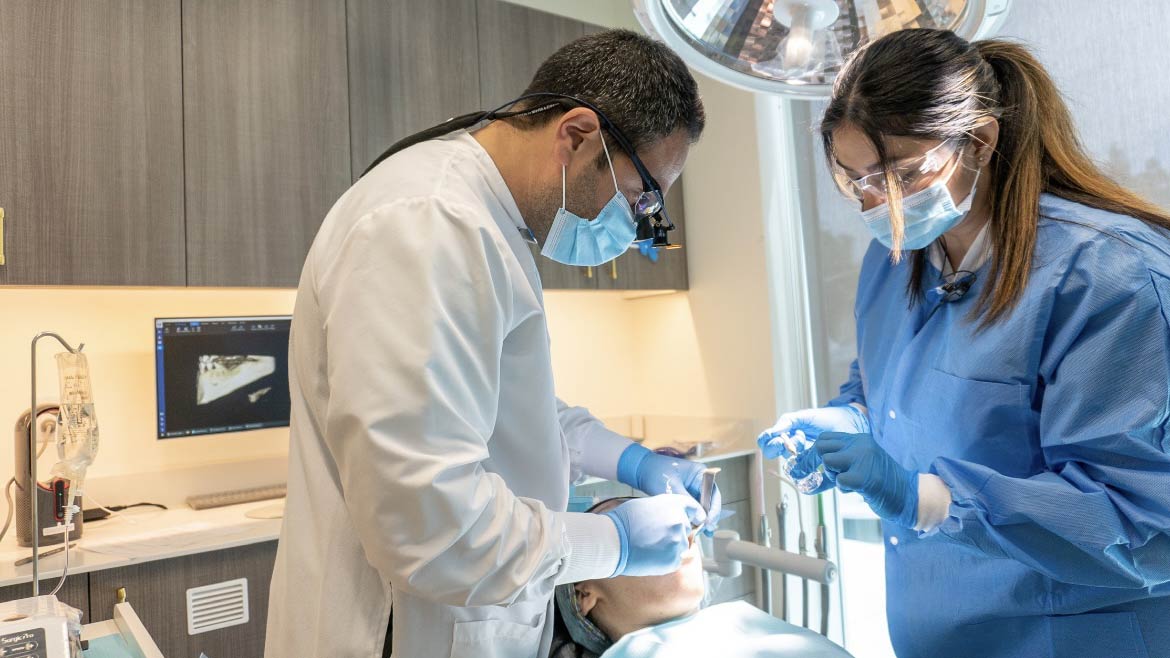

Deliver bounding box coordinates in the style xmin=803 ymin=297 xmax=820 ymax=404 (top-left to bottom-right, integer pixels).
xmin=833 ymin=139 xmax=963 ymax=201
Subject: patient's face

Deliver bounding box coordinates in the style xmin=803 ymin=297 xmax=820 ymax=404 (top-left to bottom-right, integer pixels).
xmin=575 ymin=498 xmax=707 ymax=641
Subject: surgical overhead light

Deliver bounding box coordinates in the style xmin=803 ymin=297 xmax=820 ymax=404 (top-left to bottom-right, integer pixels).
xmin=754 ymin=0 xmax=843 ymax=85
xmin=632 ymin=0 xmax=1015 ymax=98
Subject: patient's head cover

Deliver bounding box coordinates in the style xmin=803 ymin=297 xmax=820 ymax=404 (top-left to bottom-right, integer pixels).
xmin=556 ymin=497 xmax=708 ymax=654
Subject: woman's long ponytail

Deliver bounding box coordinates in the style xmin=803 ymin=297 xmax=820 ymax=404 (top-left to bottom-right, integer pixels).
xmin=976 ymin=40 xmax=1170 ymax=323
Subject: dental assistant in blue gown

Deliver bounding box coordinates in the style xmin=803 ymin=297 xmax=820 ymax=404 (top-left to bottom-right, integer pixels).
xmin=758 ymin=30 xmax=1170 ymax=658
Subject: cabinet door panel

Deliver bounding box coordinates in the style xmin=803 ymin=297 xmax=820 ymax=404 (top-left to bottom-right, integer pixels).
xmin=347 ymin=0 xmax=481 ymax=180
xmin=0 ymin=1 xmax=185 ymax=285
xmin=183 ymin=0 xmax=351 ymax=287
xmin=475 ymin=0 xmax=590 ymax=108
xmin=0 ymin=573 xmax=89 ymax=622
xmin=89 ymin=541 xmax=278 ymax=658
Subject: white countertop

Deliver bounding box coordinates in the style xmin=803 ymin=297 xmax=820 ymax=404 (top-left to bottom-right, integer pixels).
xmin=0 ymin=417 xmax=766 ymax=590
xmin=0 ymin=500 xmax=282 ymax=588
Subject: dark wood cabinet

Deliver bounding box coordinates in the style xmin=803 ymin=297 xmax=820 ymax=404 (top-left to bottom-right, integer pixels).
xmin=0 ymin=541 xmax=277 ymax=656
xmin=0 ymin=1 xmax=186 ymax=285
xmin=181 ymin=0 xmax=352 ymax=287
xmin=0 ymin=0 xmax=688 ymax=290
xmin=347 ymin=0 xmax=482 ymax=180
xmin=0 ymin=574 xmax=90 ymax=622
xmin=89 ymin=541 xmax=278 ymax=658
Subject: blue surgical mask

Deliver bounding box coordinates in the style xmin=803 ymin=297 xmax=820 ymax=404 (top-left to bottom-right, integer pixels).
xmin=540 ymin=139 xmax=636 ymax=267
xmin=861 ymin=161 xmax=980 ymax=251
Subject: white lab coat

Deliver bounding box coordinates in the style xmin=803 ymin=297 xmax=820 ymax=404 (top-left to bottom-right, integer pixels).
xmin=265 ymin=131 xmax=629 ymax=658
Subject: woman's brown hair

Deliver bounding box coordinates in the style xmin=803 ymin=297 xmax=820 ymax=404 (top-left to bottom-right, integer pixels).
xmin=820 ymin=28 xmax=1170 ymax=325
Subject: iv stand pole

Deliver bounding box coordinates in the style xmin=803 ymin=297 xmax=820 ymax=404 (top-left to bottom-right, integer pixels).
xmin=29 ymin=332 xmax=82 ymax=596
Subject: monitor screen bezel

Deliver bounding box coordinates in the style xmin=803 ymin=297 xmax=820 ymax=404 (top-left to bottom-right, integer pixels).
xmin=154 ymin=314 xmax=292 ymax=440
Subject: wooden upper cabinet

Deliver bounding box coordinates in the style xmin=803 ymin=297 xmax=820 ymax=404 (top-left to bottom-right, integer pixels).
xmin=347 ymin=0 xmax=481 ymax=180
xmin=0 ymin=2 xmax=186 ymax=285
xmin=182 ymin=0 xmax=351 ymax=288
xmin=475 ymin=0 xmax=591 ymax=108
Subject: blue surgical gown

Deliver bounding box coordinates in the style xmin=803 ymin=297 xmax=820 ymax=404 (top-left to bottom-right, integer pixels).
xmin=832 ymin=194 xmax=1170 ymax=658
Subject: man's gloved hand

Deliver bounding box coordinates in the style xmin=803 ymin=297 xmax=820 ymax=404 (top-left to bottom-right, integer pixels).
xmin=604 ymin=494 xmax=706 ymax=577
xmin=757 ymin=405 xmax=870 ymax=460
xmin=637 ymin=241 xmax=660 ymax=263
xmin=816 ymin=432 xmax=918 ymax=528
xmin=616 ymin=444 xmax=722 ymax=534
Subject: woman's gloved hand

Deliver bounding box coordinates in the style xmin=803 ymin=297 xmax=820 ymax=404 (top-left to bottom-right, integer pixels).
xmin=816 ymin=432 xmax=918 ymax=528
xmin=604 ymin=494 xmax=706 ymax=577
xmin=757 ymin=404 xmax=871 ymax=460
xmin=616 ymin=444 xmax=722 ymax=535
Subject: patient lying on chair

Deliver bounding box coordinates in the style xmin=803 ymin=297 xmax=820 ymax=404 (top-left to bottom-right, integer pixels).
xmin=552 ymin=498 xmax=850 ymax=658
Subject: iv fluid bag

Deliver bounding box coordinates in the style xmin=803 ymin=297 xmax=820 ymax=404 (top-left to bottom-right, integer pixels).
xmin=51 ymin=352 xmax=99 ymax=494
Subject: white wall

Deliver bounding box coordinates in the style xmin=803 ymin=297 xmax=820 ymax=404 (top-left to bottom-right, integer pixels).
xmin=0 ymin=287 xmax=651 ymax=488
xmin=0 ymin=288 xmax=297 ymax=484
xmin=630 ymin=73 xmax=777 ymax=425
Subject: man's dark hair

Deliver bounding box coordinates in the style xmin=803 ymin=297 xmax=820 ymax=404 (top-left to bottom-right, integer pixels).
xmin=514 ymin=29 xmax=705 ymax=151
xmin=360 ymin=30 xmax=704 ymax=179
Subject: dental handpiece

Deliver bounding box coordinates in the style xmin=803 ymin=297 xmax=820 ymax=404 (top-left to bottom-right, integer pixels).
xmin=688 ymin=467 xmax=721 ymax=544
xmin=699 ymin=467 xmax=720 ymax=516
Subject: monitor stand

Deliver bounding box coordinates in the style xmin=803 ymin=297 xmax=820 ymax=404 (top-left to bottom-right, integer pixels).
xmin=245 ymin=501 xmax=285 ymax=520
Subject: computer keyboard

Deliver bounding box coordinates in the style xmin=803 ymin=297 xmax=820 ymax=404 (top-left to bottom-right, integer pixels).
xmin=186 ymin=483 xmax=287 ymax=510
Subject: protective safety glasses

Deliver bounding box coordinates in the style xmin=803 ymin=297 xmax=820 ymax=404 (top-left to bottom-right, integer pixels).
xmin=832 ymin=139 xmax=963 ymax=202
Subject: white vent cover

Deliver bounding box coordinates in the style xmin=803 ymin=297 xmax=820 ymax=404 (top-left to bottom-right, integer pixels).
xmin=186 ymin=578 xmax=249 ymax=635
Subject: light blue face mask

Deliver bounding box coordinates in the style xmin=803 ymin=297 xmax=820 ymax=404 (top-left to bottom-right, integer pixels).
xmin=861 ymin=156 xmax=980 ymax=251
xmin=540 ymin=138 xmax=637 ymax=267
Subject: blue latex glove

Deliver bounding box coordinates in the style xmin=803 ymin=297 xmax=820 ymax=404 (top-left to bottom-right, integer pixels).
xmin=816 ymin=432 xmax=919 ymax=528
xmin=603 ymin=494 xmax=706 ymax=577
xmin=616 ymin=444 xmax=722 ymax=534
xmin=756 ymin=405 xmax=870 ymax=460
xmin=637 ymin=241 xmax=660 ymax=263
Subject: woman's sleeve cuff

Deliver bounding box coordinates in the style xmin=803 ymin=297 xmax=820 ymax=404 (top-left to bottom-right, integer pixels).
xmin=914 ymin=473 xmax=953 ymax=533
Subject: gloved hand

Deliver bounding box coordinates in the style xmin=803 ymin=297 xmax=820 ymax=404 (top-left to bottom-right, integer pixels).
xmin=789 ymin=435 xmax=836 ymax=490
xmin=604 ymin=494 xmax=706 ymax=577
xmin=816 ymin=432 xmax=918 ymax=528
xmin=757 ymin=404 xmax=870 ymax=460
xmin=616 ymin=444 xmax=722 ymax=534
xmin=637 ymin=241 xmax=660 ymax=263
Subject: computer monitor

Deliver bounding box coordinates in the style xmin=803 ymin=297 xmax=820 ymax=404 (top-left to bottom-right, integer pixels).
xmin=155 ymin=316 xmax=291 ymax=439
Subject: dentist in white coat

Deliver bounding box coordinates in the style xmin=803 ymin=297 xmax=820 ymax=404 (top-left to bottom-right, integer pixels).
xmin=265 ymin=30 xmax=720 ymax=658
